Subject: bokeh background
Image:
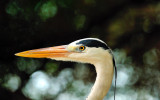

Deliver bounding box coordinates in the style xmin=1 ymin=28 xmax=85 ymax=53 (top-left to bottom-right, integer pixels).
xmin=0 ymin=0 xmax=160 ymax=100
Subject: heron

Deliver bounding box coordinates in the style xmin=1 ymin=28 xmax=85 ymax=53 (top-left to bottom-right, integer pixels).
xmin=15 ymin=38 xmax=117 ymax=100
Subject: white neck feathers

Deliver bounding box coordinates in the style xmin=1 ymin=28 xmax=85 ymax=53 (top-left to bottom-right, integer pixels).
xmin=86 ymin=53 xmax=114 ymax=100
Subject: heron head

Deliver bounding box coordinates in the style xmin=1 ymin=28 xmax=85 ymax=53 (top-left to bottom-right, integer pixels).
xmin=15 ymin=38 xmax=112 ymax=65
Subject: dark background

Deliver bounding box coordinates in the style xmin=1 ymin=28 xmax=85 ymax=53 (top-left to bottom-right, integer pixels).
xmin=0 ymin=0 xmax=160 ymax=100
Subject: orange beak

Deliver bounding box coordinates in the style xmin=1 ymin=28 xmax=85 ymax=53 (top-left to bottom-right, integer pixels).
xmin=15 ymin=45 xmax=70 ymax=58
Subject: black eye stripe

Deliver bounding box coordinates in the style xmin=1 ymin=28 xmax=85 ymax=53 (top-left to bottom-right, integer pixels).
xmin=76 ymin=39 xmax=109 ymax=50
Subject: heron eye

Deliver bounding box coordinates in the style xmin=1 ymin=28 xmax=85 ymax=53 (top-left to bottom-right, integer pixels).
xmin=79 ymin=46 xmax=85 ymax=51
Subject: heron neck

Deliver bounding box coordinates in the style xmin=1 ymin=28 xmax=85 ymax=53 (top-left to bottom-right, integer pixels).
xmin=86 ymin=60 xmax=114 ymax=100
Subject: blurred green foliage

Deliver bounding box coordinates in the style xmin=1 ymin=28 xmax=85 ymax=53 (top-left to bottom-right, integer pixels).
xmin=39 ymin=1 xmax=57 ymax=21
xmin=45 ymin=61 xmax=59 ymax=74
xmin=74 ymin=14 xmax=86 ymax=30
xmin=57 ymin=0 xmax=73 ymax=8
xmin=6 ymin=1 xmax=20 ymax=16
xmin=17 ymin=58 xmax=41 ymax=74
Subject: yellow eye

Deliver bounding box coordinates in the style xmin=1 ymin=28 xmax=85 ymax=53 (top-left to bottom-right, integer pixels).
xmin=79 ymin=46 xmax=85 ymax=51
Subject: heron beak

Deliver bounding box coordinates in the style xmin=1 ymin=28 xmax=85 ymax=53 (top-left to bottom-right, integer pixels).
xmin=15 ymin=45 xmax=70 ymax=58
